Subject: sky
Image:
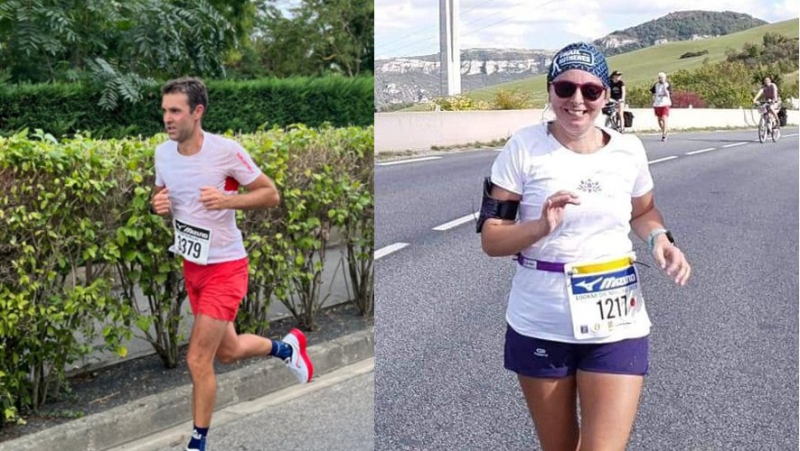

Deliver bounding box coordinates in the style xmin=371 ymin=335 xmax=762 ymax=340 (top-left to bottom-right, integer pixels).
xmin=375 ymin=0 xmax=799 ymax=59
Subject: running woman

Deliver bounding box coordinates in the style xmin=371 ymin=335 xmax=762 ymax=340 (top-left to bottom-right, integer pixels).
xmin=478 ymin=42 xmax=691 ymax=451
xmin=151 ymin=77 xmax=314 ymax=451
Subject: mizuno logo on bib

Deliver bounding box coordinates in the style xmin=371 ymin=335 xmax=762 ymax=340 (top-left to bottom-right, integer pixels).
xmin=565 ymin=254 xmax=644 ymax=339
xmin=173 ymin=219 xmax=212 ymax=265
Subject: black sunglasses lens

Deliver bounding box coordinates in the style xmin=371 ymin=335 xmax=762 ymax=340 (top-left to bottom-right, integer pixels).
xmin=553 ymin=81 xmax=604 ymax=101
xmin=553 ymin=82 xmax=577 ymax=98
xmin=581 ymin=85 xmax=604 ymax=101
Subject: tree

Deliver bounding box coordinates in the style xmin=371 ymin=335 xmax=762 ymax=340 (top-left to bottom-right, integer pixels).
xmin=0 ymin=0 xmax=236 ymax=109
xmin=243 ymin=0 xmax=374 ymax=78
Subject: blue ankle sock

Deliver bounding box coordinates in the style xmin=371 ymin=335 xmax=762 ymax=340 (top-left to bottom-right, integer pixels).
xmin=188 ymin=426 xmax=208 ymax=450
xmin=269 ymin=339 xmax=293 ymax=360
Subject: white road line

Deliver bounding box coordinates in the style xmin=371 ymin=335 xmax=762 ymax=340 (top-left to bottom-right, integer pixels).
xmin=375 ymin=242 xmax=409 ymax=260
xmin=721 ymin=142 xmax=747 ymax=148
xmin=685 ymin=147 xmax=716 ymax=155
xmin=784 ymin=133 xmax=798 ymax=137
xmin=432 ymin=212 xmax=479 ymax=231
xmin=377 ymin=156 xmax=442 ymax=166
xmin=648 ymin=156 xmax=678 ymax=164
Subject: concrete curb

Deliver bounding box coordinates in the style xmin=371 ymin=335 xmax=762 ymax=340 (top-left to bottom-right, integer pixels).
xmin=0 ymin=327 xmax=374 ymax=451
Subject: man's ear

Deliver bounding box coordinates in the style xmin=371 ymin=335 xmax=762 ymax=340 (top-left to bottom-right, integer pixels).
xmin=192 ymin=104 xmax=205 ymax=120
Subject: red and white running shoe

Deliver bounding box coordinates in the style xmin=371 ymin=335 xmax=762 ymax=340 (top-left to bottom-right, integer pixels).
xmin=282 ymin=328 xmax=314 ymax=384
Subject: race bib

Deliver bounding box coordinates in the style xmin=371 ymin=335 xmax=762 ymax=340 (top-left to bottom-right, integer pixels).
xmin=173 ymin=219 xmax=212 ymax=265
xmin=565 ymin=255 xmax=644 ymax=339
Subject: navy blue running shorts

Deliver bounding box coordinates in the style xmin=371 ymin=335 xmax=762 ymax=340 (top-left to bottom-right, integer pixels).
xmin=504 ymin=323 xmax=649 ymax=378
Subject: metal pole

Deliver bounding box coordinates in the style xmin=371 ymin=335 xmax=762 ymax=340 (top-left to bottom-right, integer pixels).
xmin=440 ymin=0 xmax=461 ymax=97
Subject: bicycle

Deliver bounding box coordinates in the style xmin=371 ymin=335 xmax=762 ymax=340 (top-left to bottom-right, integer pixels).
xmin=602 ymin=100 xmax=624 ymax=133
xmin=755 ymin=100 xmax=781 ymax=143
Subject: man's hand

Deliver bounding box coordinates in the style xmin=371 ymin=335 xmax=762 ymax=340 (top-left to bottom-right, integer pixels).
xmin=200 ymin=186 xmax=229 ymax=210
xmin=152 ymin=188 xmax=171 ymax=216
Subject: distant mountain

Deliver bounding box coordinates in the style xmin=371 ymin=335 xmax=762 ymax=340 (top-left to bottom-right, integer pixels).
xmin=594 ymin=10 xmax=767 ymax=56
xmin=375 ymin=10 xmax=768 ymax=109
xmin=375 ymin=48 xmax=554 ymax=109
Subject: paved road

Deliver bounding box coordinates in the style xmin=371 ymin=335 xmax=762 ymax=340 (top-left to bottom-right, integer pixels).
xmin=374 ymin=129 xmax=799 ymax=450
xmin=112 ymin=359 xmax=374 ymax=451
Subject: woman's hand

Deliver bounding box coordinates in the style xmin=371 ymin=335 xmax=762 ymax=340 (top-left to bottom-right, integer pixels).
xmin=538 ymin=190 xmax=581 ymax=235
xmin=652 ymin=238 xmax=691 ymax=286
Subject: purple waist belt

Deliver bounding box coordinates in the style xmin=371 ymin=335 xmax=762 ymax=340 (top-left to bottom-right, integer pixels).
xmin=515 ymin=253 xmax=565 ymax=273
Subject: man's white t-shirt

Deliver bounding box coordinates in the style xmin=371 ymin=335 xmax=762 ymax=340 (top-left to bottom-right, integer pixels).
xmin=491 ymin=123 xmax=654 ymax=343
xmin=154 ymin=131 xmax=261 ymax=264
xmin=653 ymin=82 xmax=672 ymax=107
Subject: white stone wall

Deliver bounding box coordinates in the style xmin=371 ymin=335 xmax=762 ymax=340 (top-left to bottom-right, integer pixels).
xmin=375 ymin=108 xmax=800 ymax=153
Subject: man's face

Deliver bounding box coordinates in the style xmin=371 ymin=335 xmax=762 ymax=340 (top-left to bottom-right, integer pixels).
xmin=162 ymin=93 xmax=203 ymax=143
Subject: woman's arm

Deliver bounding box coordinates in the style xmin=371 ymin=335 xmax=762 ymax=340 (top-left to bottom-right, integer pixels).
xmin=630 ymin=191 xmax=691 ymax=285
xmin=481 ymin=186 xmax=580 ymax=257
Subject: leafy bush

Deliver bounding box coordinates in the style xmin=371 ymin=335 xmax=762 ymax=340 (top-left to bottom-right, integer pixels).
xmin=0 ymin=76 xmax=373 ymax=139
xmin=493 ymin=89 xmax=532 ymax=110
xmin=670 ymin=91 xmax=707 ymax=108
xmin=0 ymin=130 xmax=133 ymax=421
xmin=429 ymin=95 xmax=490 ymax=111
xmin=680 ymin=50 xmax=709 ymax=59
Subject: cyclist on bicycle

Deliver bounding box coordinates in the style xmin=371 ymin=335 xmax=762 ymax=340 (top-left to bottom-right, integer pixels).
xmin=606 ymin=70 xmax=626 ymax=129
xmin=753 ymin=76 xmax=780 ymax=129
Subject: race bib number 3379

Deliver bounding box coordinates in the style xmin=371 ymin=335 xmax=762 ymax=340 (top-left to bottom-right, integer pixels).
xmin=173 ymin=219 xmax=212 ymax=265
xmin=565 ymin=257 xmax=644 ymax=339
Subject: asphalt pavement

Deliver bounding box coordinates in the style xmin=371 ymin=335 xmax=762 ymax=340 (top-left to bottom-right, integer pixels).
xmin=374 ymin=128 xmax=800 ymax=450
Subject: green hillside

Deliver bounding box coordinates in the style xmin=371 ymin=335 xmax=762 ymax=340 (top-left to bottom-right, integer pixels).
xmin=466 ymin=18 xmax=799 ymax=107
xmin=598 ymin=10 xmax=768 ymax=56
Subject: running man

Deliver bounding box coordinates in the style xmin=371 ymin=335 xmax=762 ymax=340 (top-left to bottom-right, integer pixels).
xmin=150 ymin=77 xmax=314 ymax=451
xmin=650 ymin=72 xmax=672 ymax=141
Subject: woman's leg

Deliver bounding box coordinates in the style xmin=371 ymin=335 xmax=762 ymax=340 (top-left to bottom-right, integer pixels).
xmin=576 ymin=371 xmax=643 ymax=451
xmin=518 ymin=375 xmax=580 ymax=451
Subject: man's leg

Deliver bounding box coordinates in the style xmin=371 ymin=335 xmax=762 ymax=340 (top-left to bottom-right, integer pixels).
xmin=215 ymin=322 xmax=313 ymax=384
xmin=215 ymin=322 xmax=273 ymax=364
xmin=187 ymin=314 xmax=229 ymax=428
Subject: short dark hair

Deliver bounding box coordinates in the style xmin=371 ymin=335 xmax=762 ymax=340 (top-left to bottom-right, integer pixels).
xmin=161 ymin=77 xmax=208 ymax=113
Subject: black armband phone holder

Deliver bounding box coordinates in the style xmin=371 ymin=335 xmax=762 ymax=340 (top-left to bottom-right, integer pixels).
xmin=476 ymin=177 xmax=519 ymax=233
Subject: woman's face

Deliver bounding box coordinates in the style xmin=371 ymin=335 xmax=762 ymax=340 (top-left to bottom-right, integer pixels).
xmin=549 ymin=69 xmax=605 ymax=137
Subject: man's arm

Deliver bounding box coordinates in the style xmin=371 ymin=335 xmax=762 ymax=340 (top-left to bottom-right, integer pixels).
xmin=200 ymin=174 xmax=280 ymax=211
xmin=151 ymin=185 xmax=171 ymax=216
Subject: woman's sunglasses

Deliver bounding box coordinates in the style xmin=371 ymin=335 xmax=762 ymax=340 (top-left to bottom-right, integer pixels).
xmin=551 ymin=81 xmax=605 ymax=101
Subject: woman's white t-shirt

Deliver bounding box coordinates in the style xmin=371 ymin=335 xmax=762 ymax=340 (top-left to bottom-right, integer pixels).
xmin=155 ymin=132 xmax=262 ymax=264
xmin=491 ymin=123 xmax=654 ymax=343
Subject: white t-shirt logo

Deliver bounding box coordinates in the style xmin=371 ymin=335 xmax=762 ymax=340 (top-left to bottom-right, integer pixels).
xmin=578 ymin=178 xmax=602 ymax=193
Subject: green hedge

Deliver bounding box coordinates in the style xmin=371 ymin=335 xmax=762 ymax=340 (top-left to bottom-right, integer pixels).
xmin=0 ymin=125 xmax=373 ymax=426
xmin=0 ymin=76 xmax=374 ymax=139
